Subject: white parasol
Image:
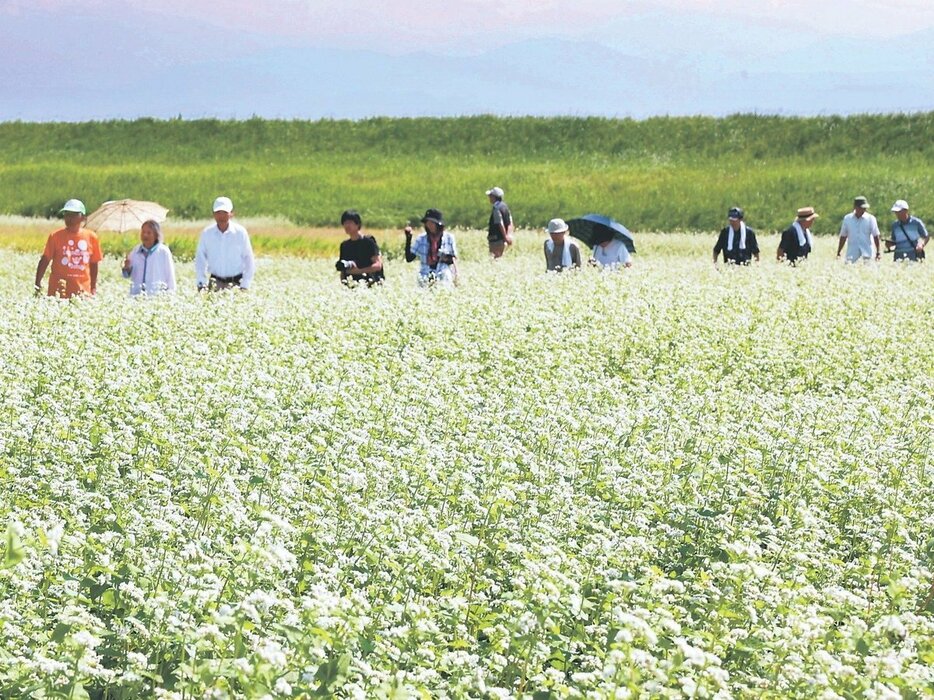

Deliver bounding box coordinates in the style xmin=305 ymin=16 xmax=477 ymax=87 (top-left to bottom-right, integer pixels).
xmin=85 ymin=199 xmax=169 ymax=232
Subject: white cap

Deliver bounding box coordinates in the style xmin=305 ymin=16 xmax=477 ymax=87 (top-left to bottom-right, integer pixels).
xmin=59 ymin=198 xmax=86 ymax=215
xmin=891 ymin=199 xmax=910 ymax=212
xmin=546 ymin=218 xmax=569 ymax=234
xmin=213 ymin=196 xmax=234 ymax=213
xmin=485 ymin=186 xmax=504 ymax=198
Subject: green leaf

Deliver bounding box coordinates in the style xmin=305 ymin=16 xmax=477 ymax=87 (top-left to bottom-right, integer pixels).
xmin=315 ymin=652 xmax=351 ymax=693
xmin=454 ymin=532 xmax=480 ymax=548
xmin=51 ymin=623 xmax=71 ymax=643
xmin=68 ymin=683 xmax=91 ymax=700
xmin=3 ymin=524 xmax=25 ymax=568
xmin=696 ymin=508 xmax=720 ymax=518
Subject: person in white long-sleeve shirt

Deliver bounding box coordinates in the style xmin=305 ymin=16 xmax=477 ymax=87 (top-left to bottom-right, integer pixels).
xmin=122 ymin=219 xmax=176 ymax=295
xmin=195 ymin=196 xmax=255 ymax=291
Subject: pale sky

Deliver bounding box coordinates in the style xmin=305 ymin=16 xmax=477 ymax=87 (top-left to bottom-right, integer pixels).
xmin=1 ymin=0 xmax=932 ymax=120
xmin=6 ymin=0 xmax=934 ymax=49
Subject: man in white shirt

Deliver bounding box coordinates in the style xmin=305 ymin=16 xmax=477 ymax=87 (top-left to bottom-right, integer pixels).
xmin=837 ymin=195 xmax=881 ymax=263
xmin=195 ymin=196 xmax=256 ymax=291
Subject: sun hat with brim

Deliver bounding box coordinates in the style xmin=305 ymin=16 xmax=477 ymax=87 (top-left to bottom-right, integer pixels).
xmin=546 ymin=218 xmax=570 ymax=235
xmin=891 ymin=199 xmax=910 ymax=212
xmin=59 ymin=199 xmax=86 ymax=215
xmin=853 ymin=196 xmax=870 ymax=209
xmin=796 ymin=206 xmax=819 ymax=220
xmin=485 ymin=187 xmax=504 ymax=197
xmin=728 ymin=207 xmax=744 ymax=220
xmin=420 ymin=208 xmax=445 ymax=226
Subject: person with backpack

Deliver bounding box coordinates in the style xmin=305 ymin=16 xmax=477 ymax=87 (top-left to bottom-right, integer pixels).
xmin=886 ymin=200 xmax=928 ymax=262
xmin=543 ymin=218 xmax=581 ymax=271
xmin=404 ymin=209 xmax=458 ymax=286
xmin=335 ymin=209 xmax=384 ymax=286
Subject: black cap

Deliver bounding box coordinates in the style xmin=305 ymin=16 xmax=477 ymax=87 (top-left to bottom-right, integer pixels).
xmin=420 ymin=208 xmax=445 ymax=226
xmin=728 ymin=207 xmax=744 ymax=220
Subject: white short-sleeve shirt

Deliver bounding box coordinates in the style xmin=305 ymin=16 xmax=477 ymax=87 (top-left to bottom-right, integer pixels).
xmin=839 ymin=211 xmax=880 ymax=261
xmin=592 ymin=239 xmax=632 ymax=268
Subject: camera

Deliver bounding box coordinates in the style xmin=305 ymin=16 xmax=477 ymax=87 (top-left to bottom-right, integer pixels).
xmin=336 ymin=260 xmax=356 ymax=272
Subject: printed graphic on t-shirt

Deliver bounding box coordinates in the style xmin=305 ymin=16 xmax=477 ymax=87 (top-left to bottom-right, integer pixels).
xmin=59 ymin=239 xmax=92 ymax=276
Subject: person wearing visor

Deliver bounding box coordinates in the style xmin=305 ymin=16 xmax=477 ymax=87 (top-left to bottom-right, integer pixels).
xmin=122 ymin=219 xmax=177 ymax=295
xmin=886 ymin=199 xmax=928 ymax=262
xmin=34 ymin=198 xmax=103 ymax=298
xmin=837 ymin=195 xmax=881 ymax=262
xmin=777 ymin=207 xmax=818 ymax=264
xmin=713 ymin=207 xmax=759 ymax=265
xmin=543 ymin=218 xmax=581 ymax=272
xmin=195 ymin=196 xmax=255 ymax=291
xmin=335 ymin=209 xmax=384 ymax=286
xmin=404 ymin=208 xmax=458 ymax=286
xmin=485 ymin=186 xmax=514 ymax=259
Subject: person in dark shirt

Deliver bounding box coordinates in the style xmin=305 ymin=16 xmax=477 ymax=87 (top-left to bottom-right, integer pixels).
xmin=485 ymin=186 xmax=514 ymax=259
xmin=713 ymin=207 xmax=759 ymax=265
xmin=777 ymin=206 xmax=819 ymax=264
xmin=336 ymin=209 xmax=384 ymax=286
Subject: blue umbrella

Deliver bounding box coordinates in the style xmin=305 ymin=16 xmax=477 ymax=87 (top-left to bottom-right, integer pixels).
xmin=567 ymin=214 xmax=636 ymax=253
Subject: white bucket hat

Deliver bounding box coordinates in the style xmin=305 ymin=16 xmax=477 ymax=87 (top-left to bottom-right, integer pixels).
xmin=546 ymin=218 xmax=569 ymax=234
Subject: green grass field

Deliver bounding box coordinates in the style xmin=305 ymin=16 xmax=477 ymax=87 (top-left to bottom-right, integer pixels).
xmin=2 ymin=115 xmax=934 ymax=698
xmin=0 ymin=114 xmax=931 ymax=233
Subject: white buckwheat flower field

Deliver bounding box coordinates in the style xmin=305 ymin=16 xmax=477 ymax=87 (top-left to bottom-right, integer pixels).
xmin=2 ymin=236 xmax=933 ymax=698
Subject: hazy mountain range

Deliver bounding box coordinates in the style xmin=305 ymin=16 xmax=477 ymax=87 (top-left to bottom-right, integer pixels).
xmin=2 ymin=7 xmax=931 ymax=121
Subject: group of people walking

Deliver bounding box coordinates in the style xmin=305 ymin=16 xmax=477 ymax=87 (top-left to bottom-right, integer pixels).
xmin=337 ymin=187 xmax=633 ymax=287
xmin=31 ymin=190 xmax=929 ymax=299
xmin=34 ymin=196 xmax=260 ymax=298
xmin=713 ymin=197 xmax=928 ymax=266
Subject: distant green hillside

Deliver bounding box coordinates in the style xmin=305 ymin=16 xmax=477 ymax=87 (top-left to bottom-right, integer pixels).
xmin=0 ymin=114 xmax=931 ymax=232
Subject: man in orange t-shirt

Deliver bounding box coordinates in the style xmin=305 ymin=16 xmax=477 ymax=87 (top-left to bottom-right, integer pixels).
xmin=34 ymin=199 xmax=103 ymax=298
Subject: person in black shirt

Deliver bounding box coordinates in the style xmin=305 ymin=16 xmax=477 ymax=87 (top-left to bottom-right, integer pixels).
xmin=777 ymin=206 xmax=819 ymax=264
xmin=336 ymin=210 xmax=384 ymax=286
xmin=485 ymin=186 xmax=514 ymax=259
xmin=713 ymin=207 xmax=759 ymax=265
